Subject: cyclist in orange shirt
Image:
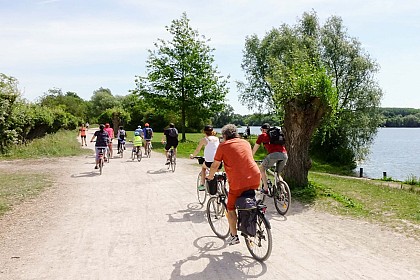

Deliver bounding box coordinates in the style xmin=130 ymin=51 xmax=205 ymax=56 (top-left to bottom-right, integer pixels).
xmin=207 ymin=124 xmax=261 ymax=245
xmin=79 ymin=123 xmax=87 ymax=146
xmin=104 ymin=123 xmax=114 ymax=158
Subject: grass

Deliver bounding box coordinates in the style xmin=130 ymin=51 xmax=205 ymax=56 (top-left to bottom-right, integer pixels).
xmin=308 ymin=172 xmax=420 ymax=238
xmin=0 ymin=130 xmax=92 ymax=160
xmin=0 ymin=129 xmax=89 ymax=216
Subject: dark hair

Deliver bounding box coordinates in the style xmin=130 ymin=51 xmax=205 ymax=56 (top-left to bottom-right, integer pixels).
xmin=169 ymin=123 xmax=175 ymax=128
xmin=221 ymin=124 xmax=239 ymax=140
xmin=204 ymin=125 xmax=213 ymax=132
xmin=261 ymin=123 xmax=270 ymax=129
xmin=99 ymin=124 xmax=105 ymax=131
xmin=119 ymin=126 xmax=123 ymax=130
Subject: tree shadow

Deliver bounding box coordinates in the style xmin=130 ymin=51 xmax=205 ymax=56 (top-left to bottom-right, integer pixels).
xmin=167 ymin=203 xmax=206 ymax=224
xmin=170 ymin=236 xmax=267 ymax=279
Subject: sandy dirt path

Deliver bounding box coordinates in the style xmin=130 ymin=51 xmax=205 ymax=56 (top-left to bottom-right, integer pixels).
xmin=0 ymin=131 xmax=419 ymax=279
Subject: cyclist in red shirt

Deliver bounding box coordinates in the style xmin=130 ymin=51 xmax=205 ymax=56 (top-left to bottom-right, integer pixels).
xmin=252 ymin=123 xmax=288 ymax=194
xmin=207 ymin=124 xmax=261 ymax=245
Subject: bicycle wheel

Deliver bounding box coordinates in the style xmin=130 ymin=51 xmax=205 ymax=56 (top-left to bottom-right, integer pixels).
xmin=273 ymin=180 xmax=291 ymax=215
xmin=256 ymin=179 xmax=266 ymax=203
xmin=197 ymin=172 xmax=207 ymax=205
xmin=137 ymin=148 xmax=142 ymax=162
xmin=170 ymin=157 xmax=176 ymax=172
xmin=99 ymin=158 xmax=104 ymax=175
xmin=245 ymin=211 xmax=272 ymax=262
xmin=131 ymin=150 xmax=135 ymax=161
xmin=207 ymin=196 xmax=230 ymax=239
xmin=147 ymin=144 xmax=151 ymax=158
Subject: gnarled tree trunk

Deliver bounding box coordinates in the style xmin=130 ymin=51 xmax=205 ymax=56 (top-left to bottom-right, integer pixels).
xmin=283 ymin=97 xmax=328 ymax=187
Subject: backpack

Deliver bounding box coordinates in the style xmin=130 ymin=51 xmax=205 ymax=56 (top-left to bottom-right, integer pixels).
xmin=119 ymin=130 xmax=126 ymax=140
xmin=267 ymin=126 xmax=285 ymax=145
xmin=145 ymin=128 xmax=152 ymax=139
xmin=236 ymin=196 xmax=257 ymax=237
xmin=168 ymin=128 xmax=178 ymax=138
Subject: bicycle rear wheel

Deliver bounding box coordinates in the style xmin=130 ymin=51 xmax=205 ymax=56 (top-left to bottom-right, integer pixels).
xmin=131 ymin=150 xmax=135 ymax=161
xmin=99 ymin=158 xmax=104 ymax=175
xmin=170 ymin=157 xmax=176 ymax=172
xmin=137 ymin=148 xmax=142 ymax=162
xmin=197 ymin=172 xmax=207 ymax=205
xmin=206 ymin=196 xmax=230 ymax=239
xmin=245 ymin=211 xmax=272 ymax=262
xmin=273 ymin=180 xmax=291 ymax=215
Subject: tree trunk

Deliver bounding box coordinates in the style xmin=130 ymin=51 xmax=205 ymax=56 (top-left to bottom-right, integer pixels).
xmin=283 ymin=97 xmax=327 ymax=188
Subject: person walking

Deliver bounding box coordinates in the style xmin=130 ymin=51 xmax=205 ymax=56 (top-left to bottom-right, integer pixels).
xmin=79 ymin=123 xmax=87 ymax=146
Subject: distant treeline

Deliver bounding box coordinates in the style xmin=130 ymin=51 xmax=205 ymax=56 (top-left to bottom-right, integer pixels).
xmin=380 ymin=108 xmax=420 ymax=127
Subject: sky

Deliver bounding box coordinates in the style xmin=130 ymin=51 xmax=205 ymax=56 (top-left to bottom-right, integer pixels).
xmin=1 ymin=0 xmax=420 ymax=115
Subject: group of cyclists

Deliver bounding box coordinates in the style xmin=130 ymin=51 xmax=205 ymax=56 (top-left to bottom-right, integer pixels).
xmin=88 ymin=121 xmax=287 ymax=246
xmin=88 ymin=122 xmax=179 ymax=169
xmin=190 ymin=123 xmax=287 ymax=245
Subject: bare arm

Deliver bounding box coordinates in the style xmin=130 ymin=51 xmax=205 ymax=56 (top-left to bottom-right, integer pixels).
xmin=252 ymin=143 xmax=260 ymax=156
xmin=207 ymin=159 xmax=222 ymax=180
xmin=189 ymin=138 xmax=206 ymax=158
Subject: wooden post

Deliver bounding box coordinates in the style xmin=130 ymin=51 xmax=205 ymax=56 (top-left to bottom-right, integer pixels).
xmin=359 ymin=168 xmax=363 ymax=178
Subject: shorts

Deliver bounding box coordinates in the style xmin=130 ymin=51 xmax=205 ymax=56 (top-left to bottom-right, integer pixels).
xmin=262 ymin=152 xmax=288 ymax=173
xmin=205 ymin=161 xmax=223 ymax=170
xmin=165 ymin=140 xmax=178 ymax=151
xmin=95 ymin=147 xmax=108 ymax=160
xmin=80 ymin=135 xmax=86 ymax=139
xmin=227 ymin=185 xmax=259 ymax=211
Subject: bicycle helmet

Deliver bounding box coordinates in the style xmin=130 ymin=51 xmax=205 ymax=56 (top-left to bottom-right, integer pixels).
xmin=134 ymin=131 xmax=140 ymax=136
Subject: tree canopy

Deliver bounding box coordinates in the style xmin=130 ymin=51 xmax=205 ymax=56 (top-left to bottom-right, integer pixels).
xmin=133 ymin=12 xmax=229 ymax=140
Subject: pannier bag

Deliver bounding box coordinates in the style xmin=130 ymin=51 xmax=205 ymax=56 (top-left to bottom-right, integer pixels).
xmin=207 ymin=178 xmax=218 ymax=195
xmin=236 ymin=193 xmax=257 ymax=236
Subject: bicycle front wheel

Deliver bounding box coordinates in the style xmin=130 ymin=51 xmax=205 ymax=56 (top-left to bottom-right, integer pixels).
xmin=196 ymin=172 xmax=207 ymax=205
xmin=273 ymin=180 xmax=291 ymax=215
xmin=245 ymin=211 xmax=272 ymax=262
xmin=206 ymin=196 xmax=230 ymax=239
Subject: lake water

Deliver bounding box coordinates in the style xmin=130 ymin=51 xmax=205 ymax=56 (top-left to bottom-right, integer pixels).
xmin=215 ymin=126 xmax=420 ymax=181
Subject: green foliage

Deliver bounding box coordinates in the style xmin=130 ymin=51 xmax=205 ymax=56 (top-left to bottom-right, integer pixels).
xmin=380 ymin=108 xmax=420 ymax=127
xmin=134 ymin=12 xmax=229 ymax=140
xmin=89 ymin=88 xmax=120 ymax=122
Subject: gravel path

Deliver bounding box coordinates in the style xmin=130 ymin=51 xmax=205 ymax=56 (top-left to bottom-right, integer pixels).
xmin=0 ymin=132 xmax=419 ymax=279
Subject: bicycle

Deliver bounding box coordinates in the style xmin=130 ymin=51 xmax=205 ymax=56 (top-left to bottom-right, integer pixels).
xmin=256 ymin=160 xmax=291 ymax=215
xmin=144 ymin=141 xmax=152 ymax=158
xmin=97 ymin=147 xmax=106 ymax=175
xmin=118 ymin=140 xmax=125 ymax=158
xmin=131 ymin=146 xmax=142 ymax=162
xmin=206 ymin=179 xmax=272 ymax=262
xmin=167 ymin=147 xmax=176 ymax=172
xmin=193 ymin=156 xmax=228 ymax=205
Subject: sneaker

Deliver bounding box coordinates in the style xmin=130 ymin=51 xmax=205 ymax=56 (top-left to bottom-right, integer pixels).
xmin=165 ymin=160 xmax=170 ymax=165
xmin=85 ymin=144 xmax=87 ymax=146
xmin=94 ymin=166 xmax=99 ymax=169
xmin=227 ymin=234 xmax=240 ymax=246
xmin=198 ymin=184 xmax=206 ymax=191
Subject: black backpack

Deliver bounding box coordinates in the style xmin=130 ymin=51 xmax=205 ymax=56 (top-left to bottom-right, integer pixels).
xmin=145 ymin=128 xmax=152 ymax=139
xmin=236 ymin=194 xmax=257 ymax=237
xmin=168 ymin=128 xmax=178 ymax=138
xmin=267 ymin=126 xmax=285 ymax=145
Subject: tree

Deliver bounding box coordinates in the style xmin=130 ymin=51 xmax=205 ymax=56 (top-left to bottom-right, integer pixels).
xmin=0 ymin=74 xmax=20 ymax=153
xmin=239 ymin=12 xmax=337 ymax=187
xmin=89 ymin=88 xmax=120 ymax=122
xmin=134 ymin=12 xmax=229 ymax=140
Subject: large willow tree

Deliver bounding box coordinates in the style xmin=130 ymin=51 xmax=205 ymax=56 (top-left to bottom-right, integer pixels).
xmin=134 ymin=12 xmax=229 ymax=140
xmin=238 ymin=11 xmax=382 ymax=187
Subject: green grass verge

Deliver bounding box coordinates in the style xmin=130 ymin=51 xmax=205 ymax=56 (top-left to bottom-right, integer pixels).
xmin=308 ymin=172 xmax=420 ymax=237
xmin=0 ymin=171 xmax=53 ymax=215
xmin=0 ymin=130 xmax=92 ymax=159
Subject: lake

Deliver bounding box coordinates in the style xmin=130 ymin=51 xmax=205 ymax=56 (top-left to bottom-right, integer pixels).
xmin=215 ymin=126 xmax=420 ymax=181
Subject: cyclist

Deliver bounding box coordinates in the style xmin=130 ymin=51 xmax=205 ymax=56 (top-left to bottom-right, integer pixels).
xmin=132 ymin=131 xmax=143 ymax=154
xmin=142 ymin=123 xmax=153 ymax=154
xmin=207 ymin=124 xmax=261 ymax=245
xmin=104 ymin=123 xmax=114 ymax=158
xmin=161 ymin=123 xmax=179 ymax=164
xmin=189 ymin=125 xmax=222 ymax=191
xmin=90 ymin=124 xmax=110 ymax=169
xmin=116 ymin=126 xmax=127 ymax=154
xmin=135 ymin=125 xmax=142 ymax=137
xmin=252 ymin=123 xmax=288 ymax=194
xmin=79 ymin=123 xmax=87 ymax=146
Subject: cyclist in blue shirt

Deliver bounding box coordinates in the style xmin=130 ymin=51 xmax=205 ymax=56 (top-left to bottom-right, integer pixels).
xmin=142 ymin=123 xmax=153 ymax=153
xmin=90 ymin=124 xmax=110 ymax=169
